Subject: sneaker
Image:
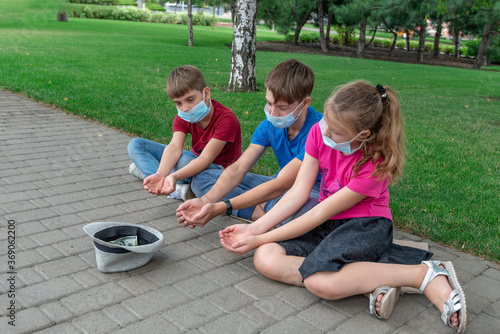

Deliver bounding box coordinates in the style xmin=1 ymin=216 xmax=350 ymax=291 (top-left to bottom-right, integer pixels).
xmin=167 ymin=189 xmax=183 ymax=200
xmin=167 ymin=183 xmax=195 ymax=201
xmin=129 ymin=163 xmax=145 ymax=180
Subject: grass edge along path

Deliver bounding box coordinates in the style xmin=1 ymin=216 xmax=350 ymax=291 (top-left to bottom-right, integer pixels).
xmin=1 ymin=0 xmax=499 ymax=263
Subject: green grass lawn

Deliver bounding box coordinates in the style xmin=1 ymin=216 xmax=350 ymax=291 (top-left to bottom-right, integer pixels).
xmin=1 ymin=0 xmax=499 ymax=263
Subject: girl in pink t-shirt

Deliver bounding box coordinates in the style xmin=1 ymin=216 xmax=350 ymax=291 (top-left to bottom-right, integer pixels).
xmin=220 ymin=81 xmax=466 ymax=333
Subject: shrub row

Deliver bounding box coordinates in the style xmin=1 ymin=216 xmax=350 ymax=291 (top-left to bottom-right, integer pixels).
xmin=286 ymin=32 xmax=469 ymax=56
xmin=69 ymin=0 xmax=117 ymax=5
xmin=69 ymin=6 xmax=217 ymax=26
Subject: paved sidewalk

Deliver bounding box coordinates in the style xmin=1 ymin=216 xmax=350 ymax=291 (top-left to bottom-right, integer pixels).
xmin=0 ymin=89 xmax=499 ymax=334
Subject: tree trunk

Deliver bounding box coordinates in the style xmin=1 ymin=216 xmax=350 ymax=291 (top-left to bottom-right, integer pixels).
xmin=229 ymin=0 xmax=257 ymax=92
xmin=326 ymin=10 xmax=332 ymax=43
xmin=417 ymin=23 xmax=426 ymax=62
xmin=293 ymin=10 xmax=311 ymax=45
xmin=366 ymin=24 xmax=378 ymax=48
xmin=433 ymin=14 xmax=442 ymax=58
xmin=188 ymin=0 xmax=193 ymax=46
xmin=357 ymin=17 xmax=367 ymax=58
xmin=405 ymin=29 xmax=410 ymax=52
xmin=472 ymin=22 xmax=491 ymax=69
xmin=318 ymin=1 xmax=328 ymax=52
xmin=453 ymin=27 xmax=460 ymax=59
xmin=389 ymin=32 xmax=397 ymax=56
xmin=231 ymin=0 xmax=236 ymax=25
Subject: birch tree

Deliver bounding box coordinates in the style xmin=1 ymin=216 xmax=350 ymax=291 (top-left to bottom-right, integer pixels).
xmin=229 ymin=0 xmax=257 ymax=92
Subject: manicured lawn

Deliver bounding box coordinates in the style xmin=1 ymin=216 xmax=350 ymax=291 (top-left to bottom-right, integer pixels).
xmin=1 ymin=0 xmax=499 ymax=262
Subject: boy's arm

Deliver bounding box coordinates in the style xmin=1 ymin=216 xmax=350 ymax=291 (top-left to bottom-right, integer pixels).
xmin=181 ymin=158 xmax=301 ymax=227
xmin=143 ymin=131 xmax=186 ymax=195
xmin=168 ymin=137 xmax=227 ymax=182
xmin=201 ymin=143 xmax=266 ymax=202
xmin=156 ymin=131 xmax=186 ymax=177
xmin=177 ymin=143 xmax=266 ymax=224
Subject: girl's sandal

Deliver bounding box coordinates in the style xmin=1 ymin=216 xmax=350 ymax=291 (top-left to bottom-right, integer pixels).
xmin=369 ymin=286 xmax=401 ymax=319
xmin=420 ymin=261 xmax=467 ymax=334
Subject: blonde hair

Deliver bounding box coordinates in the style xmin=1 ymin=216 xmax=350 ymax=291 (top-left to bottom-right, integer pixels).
xmin=166 ymin=65 xmax=206 ymax=99
xmin=324 ymin=80 xmax=404 ymax=184
xmin=265 ymin=59 xmax=314 ymax=104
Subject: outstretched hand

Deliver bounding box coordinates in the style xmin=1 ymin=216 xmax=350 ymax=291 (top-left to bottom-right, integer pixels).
xmin=143 ymin=174 xmax=175 ymax=195
xmin=177 ymin=198 xmax=208 ymax=228
xmin=219 ymin=224 xmax=260 ymax=255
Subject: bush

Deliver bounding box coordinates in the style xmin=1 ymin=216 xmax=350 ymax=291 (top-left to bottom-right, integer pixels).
xmin=117 ymin=0 xmax=137 ymax=5
xmin=424 ymin=42 xmax=433 ymax=52
xmin=372 ymin=38 xmax=384 ymax=47
xmin=69 ymin=0 xmax=116 ymax=5
xmin=442 ymin=45 xmax=455 ymax=55
xmin=179 ymin=12 xmax=217 ymax=26
xmin=463 ymin=39 xmax=480 ymax=58
xmin=486 ymin=35 xmax=500 ymax=64
xmin=330 ymin=34 xmax=341 ymax=45
xmin=396 ymin=40 xmax=406 ymax=49
xmin=382 ymin=39 xmax=393 ymax=48
xmin=146 ymin=3 xmax=165 ymax=12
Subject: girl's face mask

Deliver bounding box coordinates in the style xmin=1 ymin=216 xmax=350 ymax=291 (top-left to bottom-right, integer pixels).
xmin=176 ymin=91 xmax=211 ymax=123
xmin=319 ymin=118 xmax=364 ymax=155
xmin=264 ymin=99 xmax=305 ymax=129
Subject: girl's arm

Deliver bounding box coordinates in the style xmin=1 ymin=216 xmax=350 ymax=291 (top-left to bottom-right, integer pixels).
xmin=249 ymin=153 xmax=319 ymax=235
xmin=230 ymin=185 xmax=366 ymax=253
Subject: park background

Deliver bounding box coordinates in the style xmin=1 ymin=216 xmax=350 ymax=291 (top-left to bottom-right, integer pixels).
xmin=0 ymin=0 xmax=499 ymax=263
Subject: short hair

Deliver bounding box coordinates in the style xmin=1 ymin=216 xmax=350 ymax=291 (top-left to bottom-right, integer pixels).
xmin=166 ymin=65 xmax=206 ymax=99
xmin=264 ymin=59 xmax=314 ymax=104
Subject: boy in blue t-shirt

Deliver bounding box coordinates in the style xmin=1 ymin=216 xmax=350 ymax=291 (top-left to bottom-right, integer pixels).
xmin=177 ymin=59 xmax=322 ymax=227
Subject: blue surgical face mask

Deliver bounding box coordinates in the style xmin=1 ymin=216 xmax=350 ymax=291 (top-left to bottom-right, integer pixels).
xmin=319 ymin=118 xmax=364 ymax=154
xmin=177 ymin=91 xmax=212 ymax=123
xmin=264 ymin=99 xmax=305 ymax=129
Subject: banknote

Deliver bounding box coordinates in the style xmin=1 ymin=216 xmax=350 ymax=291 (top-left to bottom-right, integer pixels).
xmin=108 ymin=236 xmax=138 ymax=247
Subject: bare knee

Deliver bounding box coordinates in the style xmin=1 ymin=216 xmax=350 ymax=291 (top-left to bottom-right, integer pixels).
xmin=304 ymin=272 xmax=344 ymax=300
xmin=254 ymin=243 xmax=284 ymax=277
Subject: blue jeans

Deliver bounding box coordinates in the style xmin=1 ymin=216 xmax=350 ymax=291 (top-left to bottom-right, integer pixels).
xmin=191 ymin=167 xmax=321 ymax=220
xmin=127 ymin=138 xmax=224 ymax=183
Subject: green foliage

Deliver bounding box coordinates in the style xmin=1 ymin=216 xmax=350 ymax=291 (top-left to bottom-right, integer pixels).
xmin=179 ymin=11 xmax=217 ymax=26
xmin=463 ymin=38 xmax=481 ymax=57
xmin=486 ymin=35 xmax=500 ymax=64
xmin=424 ymin=42 xmax=433 ymax=52
xmin=69 ymin=0 xmax=116 ymax=5
xmin=145 ymin=2 xmax=165 ymax=12
xmin=335 ymin=25 xmax=356 ymax=45
xmin=117 ymin=0 xmax=137 ymax=5
xmin=70 ymin=6 xmax=151 ymax=21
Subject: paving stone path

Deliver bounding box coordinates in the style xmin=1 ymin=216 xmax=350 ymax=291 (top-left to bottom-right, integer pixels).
xmin=0 ymin=89 xmax=499 ymax=333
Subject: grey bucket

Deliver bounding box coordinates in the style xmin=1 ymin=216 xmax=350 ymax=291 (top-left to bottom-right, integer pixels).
xmin=83 ymin=222 xmax=165 ymax=273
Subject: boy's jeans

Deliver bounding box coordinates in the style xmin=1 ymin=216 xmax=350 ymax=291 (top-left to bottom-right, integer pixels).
xmin=127 ymin=138 xmax=223 ymax=184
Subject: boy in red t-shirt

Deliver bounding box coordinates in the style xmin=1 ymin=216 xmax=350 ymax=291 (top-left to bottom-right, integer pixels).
xmin=127 ymin=65 xmax=242 ymax=200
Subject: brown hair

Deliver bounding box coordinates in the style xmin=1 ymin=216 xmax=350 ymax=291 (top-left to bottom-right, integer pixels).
xmin=166 ymin=65 xmax=206 ymax=99
xmin=264 ymin=59 xmax=314 ymax=104
xmin=324 ymin=80 xmax=405 ymax=184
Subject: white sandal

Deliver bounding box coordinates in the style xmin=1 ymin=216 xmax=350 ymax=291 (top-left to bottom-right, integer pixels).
xmin=369 ymin=286 xmax=401 ymax=319
xmin=420 ymin=261 xmax=466 ymax=334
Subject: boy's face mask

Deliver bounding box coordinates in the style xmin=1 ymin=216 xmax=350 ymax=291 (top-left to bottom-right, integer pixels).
xmin=177 ymin=91 xmax=212 ymax=123
xmin=319 ymin=118 xmax=364 ymax=155
xmin=264 ymin=99 xmax=305 ymax=129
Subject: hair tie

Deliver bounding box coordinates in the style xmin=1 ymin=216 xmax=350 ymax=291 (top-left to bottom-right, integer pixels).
xmin=376 ymin=84 xmax=387 ymax=102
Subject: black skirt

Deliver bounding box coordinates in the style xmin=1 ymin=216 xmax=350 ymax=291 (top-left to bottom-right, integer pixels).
xmin=278 ymin=217 xmax=433 ymax=280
